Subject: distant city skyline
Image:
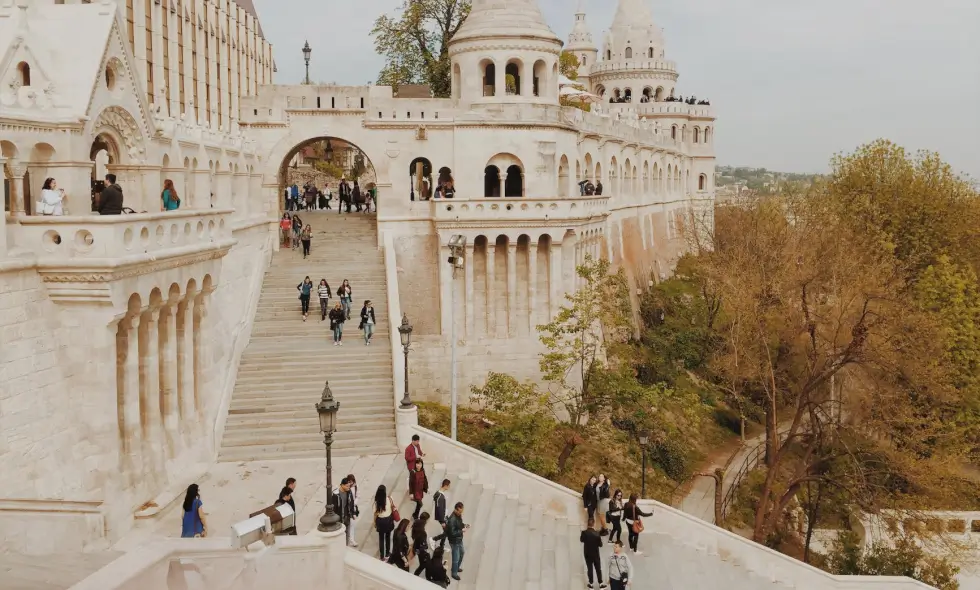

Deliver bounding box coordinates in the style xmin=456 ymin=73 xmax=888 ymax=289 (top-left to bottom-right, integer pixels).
xmin=253 ymin=0 xmax=980 ymax=180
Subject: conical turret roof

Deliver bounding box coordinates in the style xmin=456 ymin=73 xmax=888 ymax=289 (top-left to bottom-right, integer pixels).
xmin=451 ymin=0 xmax=562 ymax=45
xmin=611 ymin=0 xmax=656 ymax=29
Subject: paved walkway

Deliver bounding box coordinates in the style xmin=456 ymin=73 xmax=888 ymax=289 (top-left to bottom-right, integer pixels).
xmin=677 ymin=429 xmax=768 ymax=523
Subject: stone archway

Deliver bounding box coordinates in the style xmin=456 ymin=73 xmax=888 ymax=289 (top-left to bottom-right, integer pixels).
xmin=276 ymin=136 xmax=378 ymax=214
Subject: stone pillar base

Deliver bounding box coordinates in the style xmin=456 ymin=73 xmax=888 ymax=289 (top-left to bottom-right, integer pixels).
xmin=396 ymin=406 xmax=419 ymax=450
xmin=313 ymin=526 xmax=348 ymax=589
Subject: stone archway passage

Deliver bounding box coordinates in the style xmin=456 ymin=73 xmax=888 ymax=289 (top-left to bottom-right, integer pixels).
xmin=278 ymin=137 xmax=378 ymax=214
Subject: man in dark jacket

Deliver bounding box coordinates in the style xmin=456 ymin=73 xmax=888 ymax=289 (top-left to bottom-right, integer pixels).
xmin=331 ymin=478 xmax=357 ymax=546
xmin=443 ymin=502 xmax=468 ymax=580
xmin=433 ymin=478 xmax=451 ymax=526
xmin=595 ymin=180 xmax=604 ymax=196
xmin=99 ymin=173 xmax=124 ymax=215
xmin=580 ymin=519 xmax=606 ymax=589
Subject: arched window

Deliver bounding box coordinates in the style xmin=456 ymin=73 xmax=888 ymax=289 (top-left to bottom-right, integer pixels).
xmin=654 ymin=86 xmax=664 ymax=101
xmin=533 ymin=59 xmax=546 ymax=97
xmin=17 ymin=62 xmax=30 ymax=86
xmin=704 ymin=127 xmax=711 ymax=144
xmin=694 ymin=128 xmax=700 ymax=143
xmin=505 ymin=61 xmax=522 ymax=95
xmin=699 ymin=174 xmax=707 ymax=191
xmin=409 ymin=157 xmax=433 ymax=201
xmin=606 ymin=49 xmax=611 ymax=60
xmin=625 ymin=47 xmax=632 ymax=59
xmin=671 ymin=125 xmax=677 ymax=140
xmin=484 ymin=165 xmax=501 ymax=197
xmin=648 ymin=48 xmax=654 ymax=58
xmin=482 ymin=61 xmax=496 ymax=97
xmin=623 ymin=88 xmax=632 ymax=102
xmin=504 ymin=165 xmax=523 ymax=197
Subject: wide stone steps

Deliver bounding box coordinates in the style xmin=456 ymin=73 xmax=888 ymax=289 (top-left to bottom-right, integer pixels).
xmin=351 ymin=456 xmax=796 ymax=590
xmin=219 ymin=212 xmax=397 ymax=462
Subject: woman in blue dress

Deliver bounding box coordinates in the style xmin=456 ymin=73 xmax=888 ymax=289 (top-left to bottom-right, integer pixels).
xmin=181 ymin=483 xmax=208 ymax=538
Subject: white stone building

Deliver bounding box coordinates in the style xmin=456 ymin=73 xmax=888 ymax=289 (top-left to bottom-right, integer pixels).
xmin=0 ymin=0 xmax=716 ymax=555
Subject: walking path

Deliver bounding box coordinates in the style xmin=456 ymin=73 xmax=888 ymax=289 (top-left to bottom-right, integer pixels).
xmin=677 ymin=428 xmax=769 ymax=523
xmin=219 ymin=212 xmax=396 ymax=461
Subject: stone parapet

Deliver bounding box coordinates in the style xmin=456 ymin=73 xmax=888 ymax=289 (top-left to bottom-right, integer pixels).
xmin=431 ymin=195 xmax=610 ymax=226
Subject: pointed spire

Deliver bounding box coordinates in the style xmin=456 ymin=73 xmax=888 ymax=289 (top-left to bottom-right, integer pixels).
xmin=611 ymin=0 xmax=656 ymax=30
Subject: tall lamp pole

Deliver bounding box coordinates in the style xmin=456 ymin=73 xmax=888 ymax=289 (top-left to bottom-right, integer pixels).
xmin=447 ymin=235 xmax=467 ymax=441
xmin=639 ymin=429 xmax=650 ymax=498
xmin=315 ymin=381 xmax=341 ymax=532
xmin=398 ymin=315 xmax=414 ymax=408
xmin=302 ymin=41 xmax=312 ymax=85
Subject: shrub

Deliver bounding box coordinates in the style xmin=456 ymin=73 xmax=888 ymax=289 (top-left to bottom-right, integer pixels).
xmin=825 ymin=531 xmax=960 ymax=590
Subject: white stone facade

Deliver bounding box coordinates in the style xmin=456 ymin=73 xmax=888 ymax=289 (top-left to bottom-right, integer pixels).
xmin=0 ymin=0 xmax=715 ymax=553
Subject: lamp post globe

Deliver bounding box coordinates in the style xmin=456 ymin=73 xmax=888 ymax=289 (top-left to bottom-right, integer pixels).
xmin=302 ymin=41 xmax=312 ymax=85
xmin=315 ymin=380 xmax=342 ymax=533
xmin=398 ymin=314 xmax=414 ymax=408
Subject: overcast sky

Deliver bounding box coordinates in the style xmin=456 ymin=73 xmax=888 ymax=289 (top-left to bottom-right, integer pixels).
xmin=253 ymin=0 xmax=980 ymax=178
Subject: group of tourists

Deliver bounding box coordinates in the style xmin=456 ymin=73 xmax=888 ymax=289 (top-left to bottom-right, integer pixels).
xmin=285 ymin=180 xmax=375 ymax=213
xmin=38 ymin=173 xmax=129 ymax=216
xmin=295 ymin=277 xmax=373 ymax=345
xmin=581 ymin=474 xmax=651 ymax=589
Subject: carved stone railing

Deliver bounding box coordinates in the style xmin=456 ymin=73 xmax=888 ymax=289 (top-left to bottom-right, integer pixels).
xmin=431 ymin=195 xmax=610 ymax=225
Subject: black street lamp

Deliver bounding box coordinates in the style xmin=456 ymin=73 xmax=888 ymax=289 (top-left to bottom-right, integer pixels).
xmin=638 ymin=429 xmax=650 ymax=498
xmin=315 ymin=380 xmax=341 ymax=533
xmin=398 ymin=314 xmax=414 ymax=408
xmin=302 ymin=41 xmax=312 ymax=85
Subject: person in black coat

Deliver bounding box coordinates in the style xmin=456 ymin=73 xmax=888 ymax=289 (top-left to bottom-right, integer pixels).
xmin=580 ymin=519 xmax=605 ymax=588
xmin=389 ymin=518 xmax=411 ymax=571
xmin=411 ymin=513 xmax=432 ymax=576
xmin=582 ymin=475 xmax=599 ymax=521
xmin=623 ymin=494 xmax=654 ymax=554
xmin=426 ymin=546 xmax=451 ymax=588
xmin=99 ymin=174 xmax=124 ymax=215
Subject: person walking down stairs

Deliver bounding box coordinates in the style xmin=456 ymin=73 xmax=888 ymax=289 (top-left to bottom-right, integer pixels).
xmin=623 ymin=494 xmax=653 ymax=555
xmin=279 ymin=214 xmax=292 ymax=248
xmin=389 ymin=518 xmax=411 ymax=571
xmin=426 ymin=546 xmax=451 ymax=588
xmin=445 ymin=502 xmax=468 ymax=581
xmin=608 ymin=540 xmax=633 ymax=590
xmin=297 ymin=276 xmax=313 ymax=322
xmin=581 ymin=518 xmax=607 ymax=589
xmin=329 ymin=302 xmax=346 ymax=345
xmin=300 ymin=224 xmax=312 ymax=259
xmin=409 ymin=458 xmax=429 ymax=520
xmin=291 ymin=214 xmax=303 ymax=250
xmin=317 ymin=279 xmax=332 ymax=321
xmin=360 ymin=300 xmax=376 ymax=345
xmin=337 ymin=280 xmax=353 ymax=320
xmin=411 ymin=512 xmax=432 ymax=576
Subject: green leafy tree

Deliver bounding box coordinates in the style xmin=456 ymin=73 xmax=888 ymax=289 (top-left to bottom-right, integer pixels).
xmin=371 ymin=0 xmax=471 ymax=97
xmin=559 ymin=51 xmax=580 ymax=80
xmin=826 ymin=532 xmax=960 ymax=590
xmin=537 ymin=254 xmax=634 ymax=472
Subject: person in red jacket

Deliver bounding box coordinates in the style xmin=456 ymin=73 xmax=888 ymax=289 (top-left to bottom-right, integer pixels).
xmin=405 ymin=434 xmax=425 ymax=472
xmin=409 ymin=458 xmax=429 ymax=520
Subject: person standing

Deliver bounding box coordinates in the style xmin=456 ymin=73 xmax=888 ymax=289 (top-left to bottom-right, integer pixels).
xmin=290 ymin=183 xmax=300 ymax=210
xmin=300 ymin=224 xmax=312 ymax=259
xmin=318 ymin=188 xmax=328 ymax=210
xmin=40 ymin=178 xmax=67 ymax=216
xmin=608 ymin=540 xmax=633 ymax=590
xmin=317 ymin=279 xmax=332 ymax=322
xmin=284 ymin=477 xmax=298 ymax=511
xmin=329 ymin=302 xmax=346 ymax=345
xmin=597 ymin=474 xmax=611 ymax=535
xmin=374 ymin=485 xmax=395 ymax=561
xmin=346 ymin=473 xmax=359 ymax=545
xmin=291 ymin=214 xmax=303 ymax=250
xmin=389 ymin=518 xmax=411 ymax=571
xmin=582 ymin=475 xmax=599 ymax=522
xmin=280 ymin=214 xmax=293 ymax=248
xmin=161 ymin=179 xmax=181 ymax=211
xmin=411 ymin=512 xmax=432 ymax=576
xmin=332 ymin=478 xmax=357 ymax=546
xmin=352 ymin=180 xmax=363 ymax=213
xmin=405 ymin=434 xmax=425 ymax=473
xmin=445 ymin=502 xmax=468 ymax=581
xmin=297 ymin=276 xmax=313 ymax=321
xmin=623 ymin=494 xmax=653 ymax=555
xmin=408 ymin=458 xmax=428 ymax=520
xmin=580 ymin=518 xmax=606 ymax=589
xmin=607 ymin=489 xmax=624 ymax=544
xmin=360 ymin=300 xmax=376 ymax=345
xmin=433 ymin=478 xmax=451 ymax=529
xmin=337 ymin=280 xmax=353 ymax=320
xmin=99 ymin=173 xmax=123 ymax=215
xmin=595 ymin=180 xmax=604 ymax=196
xmin=180 ymin=484 xmax=208 ymax=538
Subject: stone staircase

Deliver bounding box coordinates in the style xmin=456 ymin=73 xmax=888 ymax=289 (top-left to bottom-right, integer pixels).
xmin=218 ymin=212 xmax=397 ymax=461
xmin=353 ymin=456 xmax=793 ymax=590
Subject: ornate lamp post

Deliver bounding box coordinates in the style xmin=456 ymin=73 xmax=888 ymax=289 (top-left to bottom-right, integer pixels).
xmin=638 ymin=429 xmax=650 ymax=499
xmin=315 ymin=381 xmax=341 ymax=533
xmin=302 ymin=41 xmax=312 ymax=85
xmin=398 ymin=314 xmax=414 ymax=408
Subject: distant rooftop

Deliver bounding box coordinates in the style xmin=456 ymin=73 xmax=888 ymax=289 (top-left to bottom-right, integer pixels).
xmin=394 ymin=85 xmax=432 ymax=99
xmin=234 ymin=0 xmax=265 ymax=39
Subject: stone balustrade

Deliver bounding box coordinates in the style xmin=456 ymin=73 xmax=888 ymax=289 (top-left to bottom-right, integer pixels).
xmin=431 ymin=195 xmax=610 ymax=224
xmin=591 ymin=59 xmax=678 ymax=74
xmin=14 ymin=209 xmax=234 ymax=262
xmin=861 ymin=510 xmax=980 ymax=545
xmin=608 ymin=102 xmax=715 ymax=118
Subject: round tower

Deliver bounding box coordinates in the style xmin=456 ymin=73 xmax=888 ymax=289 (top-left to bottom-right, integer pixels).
xmin=565 ymin=0 xmax=598 ymax=84
xmin=593 ymin=0 xmax=678 ymax=103
xmin=449 ymin=0 xmax=564 ymax=105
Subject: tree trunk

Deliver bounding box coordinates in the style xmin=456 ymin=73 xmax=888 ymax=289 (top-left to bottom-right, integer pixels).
xmin=803 ymin=481 xmax=823 ymax=564
xmin=765 ymin=391 xmax=778 ymax=467
xmin=557 ymin=439 xmax=578 ymax=473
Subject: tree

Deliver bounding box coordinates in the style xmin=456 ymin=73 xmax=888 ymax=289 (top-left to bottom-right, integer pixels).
xmin=371 ymin=0 xmax=471 ymax=97
xmin=559 ymin=51 xmax=580 ymax=80
xmin=826 ymin=532 xmax=960 ymax=590
xmin=537 ymin=254 xmax=634 ymax=472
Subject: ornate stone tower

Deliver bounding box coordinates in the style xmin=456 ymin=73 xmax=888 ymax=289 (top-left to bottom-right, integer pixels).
xmin=565 ymin=0 xmax=598 ymax=85
xmin=593 ymin=0 xmax=678 ymax=103
xmin=449 ymin=0 xmax=564 ymax=105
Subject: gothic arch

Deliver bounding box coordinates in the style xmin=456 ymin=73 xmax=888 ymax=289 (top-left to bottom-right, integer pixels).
xmin=90 ymin=106 xmax=146 ymax=164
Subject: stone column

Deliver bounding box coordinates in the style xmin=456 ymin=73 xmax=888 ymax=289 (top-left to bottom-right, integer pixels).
xmin=521 ymin=172 xmax=526 ymax=197
xmin=528 ymin=242 xmax=538 ymax=334
xmin=507 ymin=242 xmax=517 ymax=337
xmin=495 ymin=66 xmax=505 ymax=97
xmin=486 ymin=243 xmax=496 ymax=336
xmin=194 ymin=295 xmax=209 ymax=430
xmin=123 ymin=315 xmax=143 ymax=480
xmin=498 ymin=172 xmax=505 ymax=199
xmin=161 ymin=302 xmax=180 ymax=459
xmin=178 ymin=299 xmax=196 ymax=428
xmin=464 ymin=243 xmax=474 ymax=339
xmin=141 ymin=308 xmax=165 ymax=481
xmin=550 ymin=243 xmax=563 ymax=320
xmin=7 ymin=163 xmax=27 ymax=216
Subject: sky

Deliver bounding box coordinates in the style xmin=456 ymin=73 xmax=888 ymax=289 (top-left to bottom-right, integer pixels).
xmin=253 ymin=0 xmax=980 ymax=178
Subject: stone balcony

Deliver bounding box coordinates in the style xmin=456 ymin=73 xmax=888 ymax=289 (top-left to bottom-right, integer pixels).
xmin=431 ymin=195 xmax=610 ymax=229
xmin=12 ymin=209 xmax=236 ymax=306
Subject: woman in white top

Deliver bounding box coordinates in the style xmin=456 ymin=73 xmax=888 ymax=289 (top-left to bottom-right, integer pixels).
xmin=40 ymin=177 xmax=66 ymax=216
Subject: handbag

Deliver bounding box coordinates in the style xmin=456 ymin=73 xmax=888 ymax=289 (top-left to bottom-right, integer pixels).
xmin=631 ymin=519 xmax=644 ymax=534
xmin=390 ymin=496 xmax=400 ymax=522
